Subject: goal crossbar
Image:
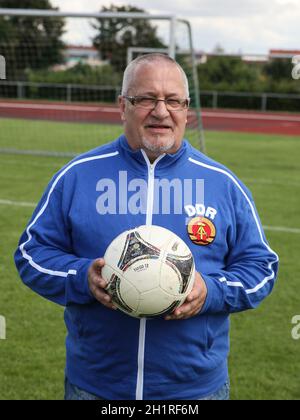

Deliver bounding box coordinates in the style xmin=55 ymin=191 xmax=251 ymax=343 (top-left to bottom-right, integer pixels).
xmin=0 ymin=8 xmax=205 ymax=153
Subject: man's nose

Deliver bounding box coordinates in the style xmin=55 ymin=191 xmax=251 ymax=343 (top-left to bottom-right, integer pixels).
xmin=151 ymin=100 xmax=170 ymax=118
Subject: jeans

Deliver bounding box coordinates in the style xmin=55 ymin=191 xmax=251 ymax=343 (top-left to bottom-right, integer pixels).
xmin=65 ymin=377 xmax=101 ymax=400
xmin=199 ymin=381 xmax=230 ymax=400
xmin=64 ymin=377 xmax=230 ymax=401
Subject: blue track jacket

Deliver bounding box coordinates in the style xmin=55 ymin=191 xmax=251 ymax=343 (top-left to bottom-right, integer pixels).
xmin=15 ymin=135 xmax=279 ymax=400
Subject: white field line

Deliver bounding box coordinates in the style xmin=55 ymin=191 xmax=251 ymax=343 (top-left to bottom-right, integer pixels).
xmin=0 ymin=199 xmax=36 ymax=207
xmin=0 ymin=158 xmax=65 ymax=169
xmin=2 ymin=157 xmax=299 ymax=188
xmin=0 ymin=198 xmax=299 ymax=234
xmin=1 ymin=157 xmax=298 ymax=187
xmin=0 ymin=102 xmax=119 ymax=113
xmin=202 ymin=111 xmax=300 ymax=122
xmin=242 ymin=178 xmax=300 ymax=188
xmin=263 ymin=226 xmax=300 ymax=234
xmin=1 ymin=102 xmax=300 ymax=122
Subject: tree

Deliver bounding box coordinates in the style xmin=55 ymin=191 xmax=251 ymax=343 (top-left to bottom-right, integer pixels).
xmin=92 ymin=4 xmax=166 ymax=72
xmin=0 ymin=0 xmax=65 ymax=80
xmin=197 ymin=55 xmax=260 ymax=91
xmin=263 ymin=58 xmax=292 ymax=82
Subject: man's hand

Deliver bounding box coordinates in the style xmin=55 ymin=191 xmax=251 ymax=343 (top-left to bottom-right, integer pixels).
xmin=88 ymin=258 xmax=117 ymax=310
xmin=165 ymin=271 xmax=207 ymax=321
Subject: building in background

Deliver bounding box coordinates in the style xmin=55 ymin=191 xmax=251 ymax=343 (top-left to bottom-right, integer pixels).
xmin=53 ymin=45 xmax=105 ymax=70
xmin=269 ymin=49 xmax=300 ymax=58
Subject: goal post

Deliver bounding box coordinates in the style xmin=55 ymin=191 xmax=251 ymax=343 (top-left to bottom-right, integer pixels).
xmin=0 ymin=9 xmax=205 ymax=157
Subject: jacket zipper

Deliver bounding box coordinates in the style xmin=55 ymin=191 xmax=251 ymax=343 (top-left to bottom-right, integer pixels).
xmin=135 ymin=151 xmax=165 ymax=400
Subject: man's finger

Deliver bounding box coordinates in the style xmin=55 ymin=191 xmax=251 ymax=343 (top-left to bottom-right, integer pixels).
xmin=92 ymin=258 xmax=105 ymax=272
xmin=92 ymin=287 xmax=117 ymax=309
xmin=92 ymin=277 xmax=108 ymax=289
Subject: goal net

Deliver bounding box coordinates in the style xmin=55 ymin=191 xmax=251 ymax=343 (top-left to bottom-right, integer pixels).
xmin=0 ymin=10 xmax=205 ymax=157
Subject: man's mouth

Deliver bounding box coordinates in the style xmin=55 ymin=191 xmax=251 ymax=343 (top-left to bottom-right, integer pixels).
xmin=145 ymin=124 xmax=172 ymax=132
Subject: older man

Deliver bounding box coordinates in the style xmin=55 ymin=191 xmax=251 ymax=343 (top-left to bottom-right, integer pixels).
xmin=15 ymin=54 xmax=278 ymax=400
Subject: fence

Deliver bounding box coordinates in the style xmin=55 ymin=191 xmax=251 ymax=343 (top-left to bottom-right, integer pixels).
xmin=201 ymin=90 xmax=300 ymax=112
xmin=1 ymin=80 xmax=300 ymax=112
xmin=0 ymin=81 xmax=121 ymax=103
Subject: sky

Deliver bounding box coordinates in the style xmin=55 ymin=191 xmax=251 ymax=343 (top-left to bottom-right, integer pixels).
xmin=51 ymin=0 xmax=300 ymax=54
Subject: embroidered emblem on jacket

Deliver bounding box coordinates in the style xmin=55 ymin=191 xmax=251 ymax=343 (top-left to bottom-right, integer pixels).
xmin=187 ymin=216 xmax=216 ymax=246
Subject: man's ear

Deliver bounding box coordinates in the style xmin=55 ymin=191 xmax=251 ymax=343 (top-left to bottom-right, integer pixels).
xmin=118 ymin=95 xmax=126 ymax=121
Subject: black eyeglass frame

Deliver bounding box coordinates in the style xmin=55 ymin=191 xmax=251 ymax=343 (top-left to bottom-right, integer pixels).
xmin=123 ymin=95 xmax=190 ymax=111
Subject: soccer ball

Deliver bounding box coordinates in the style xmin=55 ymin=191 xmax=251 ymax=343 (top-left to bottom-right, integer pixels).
xmin=102 ymin=225 xmax=195 ymax=318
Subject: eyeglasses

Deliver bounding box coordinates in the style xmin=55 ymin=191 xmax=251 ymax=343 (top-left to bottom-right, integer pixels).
xmin=124 ymin=96 xmax=190 ymax=111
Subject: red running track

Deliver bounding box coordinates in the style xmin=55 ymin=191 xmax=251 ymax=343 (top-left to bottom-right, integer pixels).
xmin=1 ymin=100 xmax=300 ymax=136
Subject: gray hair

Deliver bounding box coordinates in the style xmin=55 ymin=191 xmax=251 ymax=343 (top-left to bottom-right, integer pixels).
xmin=121 ymin=53 xmax=190 ymax=97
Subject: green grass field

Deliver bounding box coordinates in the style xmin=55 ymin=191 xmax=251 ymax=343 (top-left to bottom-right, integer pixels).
xmin=0 ymin=118 xmax=299 ymax=400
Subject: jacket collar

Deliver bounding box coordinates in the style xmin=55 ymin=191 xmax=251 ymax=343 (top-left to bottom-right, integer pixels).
xmin=118 ymin=135 xmax=188 ymax=171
